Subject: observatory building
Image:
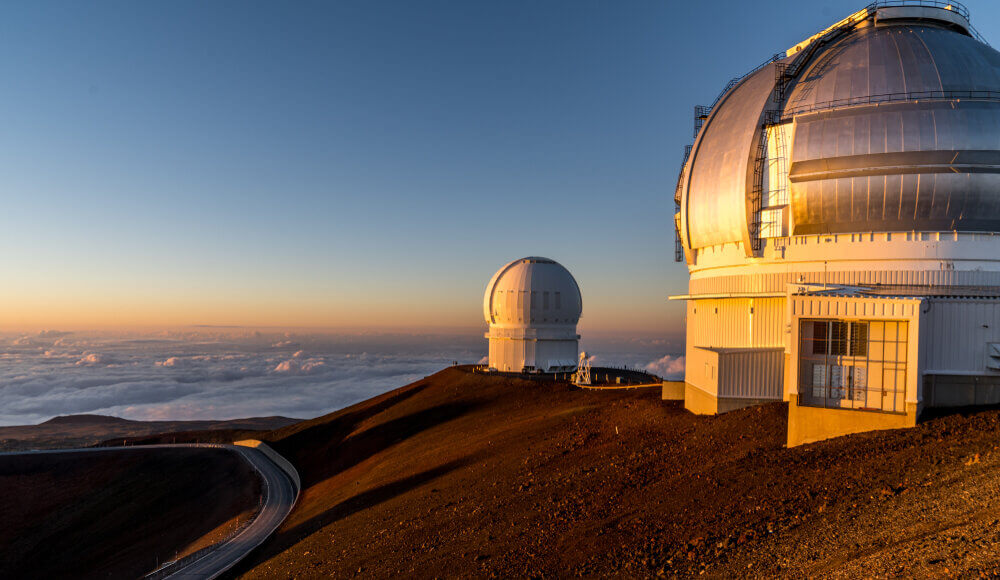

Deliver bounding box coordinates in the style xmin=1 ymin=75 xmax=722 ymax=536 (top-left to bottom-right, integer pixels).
xmin=484 ymin=257 xmax=581 ymax=373
xmin=671 ymin=1 xmax=1000 ymax=445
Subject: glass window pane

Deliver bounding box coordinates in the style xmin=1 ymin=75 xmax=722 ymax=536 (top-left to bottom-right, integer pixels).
xmin=851 ymin=322 xmax=868 ymax=357
xmin=812 ymin=321 xmax=828 ymax=354
xmin=831 ymin=322 xmax=848 ymax=356
xmin=885 ymin=321 xmax=898 ymax=341
xmin=870 ymin=321 xmax=885 ymax=342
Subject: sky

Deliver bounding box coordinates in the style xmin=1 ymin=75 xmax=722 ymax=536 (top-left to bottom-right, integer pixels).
xmin=3 ymin=0 xmax=1000 ymax=335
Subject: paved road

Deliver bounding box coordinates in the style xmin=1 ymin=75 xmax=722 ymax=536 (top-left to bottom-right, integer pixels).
xmin=1 ymin=443 xmax=297 ymax=580
xmin=164 ymin=445 xmax=296 ymax=579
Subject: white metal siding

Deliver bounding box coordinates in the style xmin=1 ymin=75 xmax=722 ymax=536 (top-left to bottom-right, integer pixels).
xmin=791 ymin=297 xmax=919 ymax=319
xmin=922 ymin=299 xmax=1000 ymax=374
xmin=688 ymin=297 xmax=784 ymax=349
xmin=688 ymin=298 xmax=750 ymax=348
xmin=751 ymin=298 xmax=785 ymax=347
xmin=686 ymin=347 xmax=720 ymax=396
xmin=686 ymin=296 xmax=786 ymax=401
xmin=718 ymin=349 xmax=784 ymax=399
xmin=690 ymin=268 xmax=1000 ymax=295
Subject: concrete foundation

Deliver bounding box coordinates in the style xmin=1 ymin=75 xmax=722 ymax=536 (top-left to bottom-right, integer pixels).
xmin=683 ymin=383 xmax=778 ymax=415
xmin=786 ymin=394 xmax=920 ymax=447
xmin=661 ymin=381 xmax=685 ymax=401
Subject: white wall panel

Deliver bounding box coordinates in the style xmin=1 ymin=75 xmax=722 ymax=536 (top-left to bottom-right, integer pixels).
xmin=922 ymin=299 xmax=1000 ymax=373
xmin=718 ymin=348 xmax=784 ymax=399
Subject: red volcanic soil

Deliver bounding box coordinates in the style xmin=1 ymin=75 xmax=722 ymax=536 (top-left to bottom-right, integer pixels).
xmin=0 ymin=448 xmax=260 ymax=579
xmin=230 ymin=367 xmax=1000 ymax=578
xmin=0 ymin=414 xmax=299 ymax=451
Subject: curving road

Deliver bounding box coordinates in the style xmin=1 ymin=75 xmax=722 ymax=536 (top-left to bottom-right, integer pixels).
xmin=1 ymin=443 xmax=297 ymax=580
xmin=163 ymin=445 xmax=296 ymax=579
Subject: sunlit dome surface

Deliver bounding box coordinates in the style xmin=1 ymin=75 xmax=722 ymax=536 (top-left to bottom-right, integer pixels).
xmin=679 ymin=4 xmax=1000 ymax=252
xmin=483 ymin=257 xmax=582 ymax=327
xmin=483 ymin=257 xmax=581 ymax=374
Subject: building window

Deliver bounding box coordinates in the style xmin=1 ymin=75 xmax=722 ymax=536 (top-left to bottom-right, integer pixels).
xmin=798 ymin=319 xmax=906 ymax=413
xmin=809 ymin=321 xmax=867 ymax=356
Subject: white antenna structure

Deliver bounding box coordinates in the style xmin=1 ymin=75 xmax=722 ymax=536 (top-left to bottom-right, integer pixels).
xmin=573 ymin=351 xmax=591 ymax=386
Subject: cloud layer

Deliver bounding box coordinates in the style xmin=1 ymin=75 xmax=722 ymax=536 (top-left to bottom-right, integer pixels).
xmin=0 ymin=330 xmax=485 ymax=426
xmin=645 ymin=354 xmax=685 ymax=379
xmin=0 ymin=329 xmax=685 ymax=426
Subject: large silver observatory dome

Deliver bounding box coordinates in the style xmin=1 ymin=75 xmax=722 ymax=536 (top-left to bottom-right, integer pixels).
xmin=677 ymin=0 xmax=1000 ymax=256
xmin=671 ymin=2 xmax=1000 ymax=445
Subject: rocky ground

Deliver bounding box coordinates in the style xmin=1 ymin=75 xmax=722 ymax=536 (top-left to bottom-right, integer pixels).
xmin=10 ymin=366 xmax=999 ymax=578
xmin=224 ymin=367 xmax=1000 ymax=578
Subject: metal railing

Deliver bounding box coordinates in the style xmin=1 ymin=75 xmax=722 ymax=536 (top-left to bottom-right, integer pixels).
xmin=692 ymin=53 xmax=785 ymax=139
xmin=783 ymin=89 xmax=1000 ymax=118
xmin=774 ymin=0 xmax=986 ymax=118
xmin=870 ymin=0 xmax=968 ymax=21
xmin=694 ymin=0 xmax=983 ymax=131
xmin=869 ymin=1 xmax=987 ymax=45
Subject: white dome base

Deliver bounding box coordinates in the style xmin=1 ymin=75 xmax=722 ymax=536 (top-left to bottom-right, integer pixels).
xmin=486 ymin=335 xmax=578 ymax=374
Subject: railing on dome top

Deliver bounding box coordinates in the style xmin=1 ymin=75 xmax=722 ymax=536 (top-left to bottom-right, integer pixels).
xmin=781 ymin=89 xmax=1000 ymax=119
xmin=693 ymin=0 xmax=983 ymax=138
xmin=869 ymin=1 xmax=988 ymax=45
xmin=692 ymin=54 xmax=784 ymax=139
xmin=772 ymin=0 xmax=985 ymax=113
xmin=870 ymin=0 xmax=968 ymax=20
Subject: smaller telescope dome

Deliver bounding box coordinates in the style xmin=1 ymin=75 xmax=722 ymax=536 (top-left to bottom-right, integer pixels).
xmin=484 ymin=257 xmax=582 ymax=326
xmin=483 ymin=257 xmax=582 ymax=373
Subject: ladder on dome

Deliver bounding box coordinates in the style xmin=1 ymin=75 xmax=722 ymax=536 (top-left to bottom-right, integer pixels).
xmin=682 ymin=1 xmax=895 ymax=257
xmin=768 ymin=114 xmax=790 ymax=208
xmin=747 ymin=10 xmax=861 ymax=254
xmin=673 ymin=144 xmax=693 ymax=262
xmin=750 ymin=109 xmax=791 ymax=254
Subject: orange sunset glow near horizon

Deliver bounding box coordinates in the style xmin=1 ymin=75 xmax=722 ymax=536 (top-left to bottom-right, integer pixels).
xmin=1 ymin=275 xmax=684 ymax=336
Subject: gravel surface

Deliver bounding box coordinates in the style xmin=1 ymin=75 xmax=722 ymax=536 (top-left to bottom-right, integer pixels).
xmin=234 ymin=367 xmax=1000 ymax=578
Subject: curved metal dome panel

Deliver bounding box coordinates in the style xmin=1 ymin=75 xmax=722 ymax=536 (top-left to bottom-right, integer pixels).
xmin=786 ymin=24 xmax=1000 ymax=234
xmin=785 ymin=24 xmax=1000 ymax=116
xmin=684 ymin=63 xmax=779 ymax=249
xmin=483 ymin=257 xmax=582 ymax=327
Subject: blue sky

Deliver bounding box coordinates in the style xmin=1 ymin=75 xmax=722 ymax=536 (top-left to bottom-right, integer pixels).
xmin=2 ymin=0 xmax=998 ymax=334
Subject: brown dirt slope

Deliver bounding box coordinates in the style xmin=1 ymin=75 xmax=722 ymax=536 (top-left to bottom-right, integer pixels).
xmin=232 ymin=367 xmax=1000 ymax=578
xmin=0 ymin=448 xmax=260 ymax=579
xmin=0 ymin=415 xmax=299 ymax=451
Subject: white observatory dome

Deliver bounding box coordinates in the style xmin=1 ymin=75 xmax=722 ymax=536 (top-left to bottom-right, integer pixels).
xmin=483 ymin=257 xmax=581 ymax=373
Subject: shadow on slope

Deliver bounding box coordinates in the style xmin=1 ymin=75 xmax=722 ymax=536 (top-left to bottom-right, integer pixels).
xmin=235 ymin=366 xmax=1000 ymax=578
xmin=0 ymin=448 xmax=259 ymax=579
xmin=263 ymin=454 xmax=483 ymax=559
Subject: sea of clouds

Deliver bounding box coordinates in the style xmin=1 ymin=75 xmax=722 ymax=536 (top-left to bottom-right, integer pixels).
xmin=0 ymin=329 xmax=684 ymax=426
